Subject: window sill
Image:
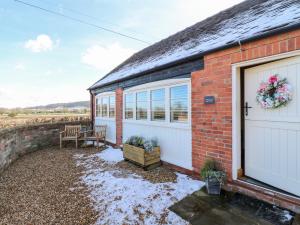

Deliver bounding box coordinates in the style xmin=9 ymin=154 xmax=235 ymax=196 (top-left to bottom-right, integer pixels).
xmin=95 ymin=117 xmax=115 ymax=121
xmin=123 ymin=119 xmax=191 ymax=130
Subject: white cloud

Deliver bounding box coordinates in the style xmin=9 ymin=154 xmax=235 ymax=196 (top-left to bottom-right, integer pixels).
xmin=24 ymin=34 xmax=54 ymax=53
xmin=81 ymin=43 xmax=136 ymax=72
xmin=14 ymin=63 xmax=25 ymax=71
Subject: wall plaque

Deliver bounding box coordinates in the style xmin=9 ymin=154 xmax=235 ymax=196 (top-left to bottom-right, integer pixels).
xmin=204 ymin=96 xmax=215 ymax=104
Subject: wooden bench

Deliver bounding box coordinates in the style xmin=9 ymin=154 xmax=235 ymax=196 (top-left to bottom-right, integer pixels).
xmin=81 ymin=125 xmax=107 ymax=149
xmin=60 ymin=125 xmax=82 ymax=149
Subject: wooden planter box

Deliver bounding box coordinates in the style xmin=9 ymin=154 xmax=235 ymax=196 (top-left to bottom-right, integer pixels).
xmin=123 ymin=144 xmax=161 ymax=168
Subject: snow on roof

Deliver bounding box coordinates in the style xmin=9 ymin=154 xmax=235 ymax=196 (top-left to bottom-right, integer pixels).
xmin=90 ymin=0 xmax=300 ymax=89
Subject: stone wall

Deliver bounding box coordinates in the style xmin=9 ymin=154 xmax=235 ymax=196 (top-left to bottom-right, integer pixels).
xmin=0 ymin=121 xmax=89 ymax=174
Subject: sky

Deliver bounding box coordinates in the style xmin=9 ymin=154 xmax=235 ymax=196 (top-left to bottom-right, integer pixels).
xmin=0 ymin=0 xmax=243 ymax=108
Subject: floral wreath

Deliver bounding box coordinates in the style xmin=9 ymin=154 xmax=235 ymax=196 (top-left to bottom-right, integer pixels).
xmin=256 ymin=74 xmax=292 ymax=109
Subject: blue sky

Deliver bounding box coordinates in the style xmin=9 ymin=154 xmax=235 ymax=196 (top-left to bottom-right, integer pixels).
xmin=0 ymin=0 xmax=243 ymax=108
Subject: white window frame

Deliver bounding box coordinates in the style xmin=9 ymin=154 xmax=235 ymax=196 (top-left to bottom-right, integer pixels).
xmin=123 ymin=78 xmax=191 ymax=129
xmin=136 ymin=91 xmax=148 ymax=120
xmin=124 ymin=92 xmax=135 ymax=120
xmin=150 ymin=88 xmax=166 ymax=121
xmin=169 ymin=85 xmax=189 ymax=123
xmin=95 ymin=91 xmax=116 ymax=121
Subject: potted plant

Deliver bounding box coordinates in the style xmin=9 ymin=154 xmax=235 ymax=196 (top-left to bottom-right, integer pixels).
xmin=200 ymin=159 xmax=226 ymax=195
xmin=123 ymin=136 xmax=160 ymax=168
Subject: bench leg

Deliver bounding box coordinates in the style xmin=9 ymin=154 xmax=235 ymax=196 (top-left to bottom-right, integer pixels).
xmin=60 ymin=138 xmax=62 ymax=149
xmin=76 ymin=139 xmax=78 ymax=149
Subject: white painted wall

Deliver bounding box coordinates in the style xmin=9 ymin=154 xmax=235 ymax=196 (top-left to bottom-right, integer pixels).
xmin=95 ymin=118 xmax=116 ymax=144
xmin=123 ymin=121 xmax=192 ymax=169
xmin=122 ymin=79 xmax=192 ymax=170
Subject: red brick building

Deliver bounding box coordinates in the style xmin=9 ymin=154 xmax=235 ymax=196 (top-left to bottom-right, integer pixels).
xmin=89 ymin=0 xmax=300 ymax=212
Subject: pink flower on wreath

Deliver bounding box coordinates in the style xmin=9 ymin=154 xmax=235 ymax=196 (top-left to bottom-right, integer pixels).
xmin=277 ymin=85 xmax=287 ymax=93
xmin=268 ymin=75 xmax=278 ymax=84
xmin=258 ymin=83 xmax=267 ymax=91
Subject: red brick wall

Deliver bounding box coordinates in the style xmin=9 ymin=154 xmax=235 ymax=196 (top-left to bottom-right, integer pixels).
xmin=191 ymin=29 xmax=300 ymax=180
xmin=115 ymin=88 xmax=123 ymax=146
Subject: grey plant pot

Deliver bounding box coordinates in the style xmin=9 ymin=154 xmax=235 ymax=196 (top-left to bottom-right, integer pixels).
xmin=206 ymin=178 xmax=222 ymax=195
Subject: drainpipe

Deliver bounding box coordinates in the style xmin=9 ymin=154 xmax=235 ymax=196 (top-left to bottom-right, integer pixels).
xmin=89 ymin=90 xmax=94 ymax=128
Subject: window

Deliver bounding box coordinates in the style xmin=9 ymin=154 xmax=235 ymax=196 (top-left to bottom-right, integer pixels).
xmin=109 ymin=96 xmax=115 ymax=118
xmin=151 ymin=89 xmax=165 ymax=121
xmin=101 ymin=97 xmax=108 ymax=117
xmin=170 ymin=85 xmax=188 ymax=122
xmin=136 ymin=91 xmax=147 ymax=120
xmin=125 ymin=93 xmax=134 ymax=119
xmin=95 ymin=94 xmax=115 ymax=118
xmin=96 ymin=98 xmax=101 ymax=117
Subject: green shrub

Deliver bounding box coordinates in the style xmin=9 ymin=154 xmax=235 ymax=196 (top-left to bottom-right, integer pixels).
xmin=200 ymin=159 xmax=226 ymax=184
xmin=8 ymin=112 xmax=18 ymax=117
xmin=125 ymin=136 xmax=159 ymax=152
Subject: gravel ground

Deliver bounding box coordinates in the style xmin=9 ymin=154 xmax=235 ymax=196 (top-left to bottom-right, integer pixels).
xmin=0 ymin=147 xmax=99 ymax=225
xmin=0 ymin=146 xmax=183 ymax=225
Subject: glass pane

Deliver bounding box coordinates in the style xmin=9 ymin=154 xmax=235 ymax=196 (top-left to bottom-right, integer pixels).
xmin=96 ymin=99 xmax=99 ymax=117
xmin=151 ymin=89 xmax=165 ymax=101
xmin=170 ymin=99 xmax=188 ymax=111
xmin=125 ymin=93 xmax=134 ymax=119
xmin=125 ymin=110 xmax=133 ymax=119
xmin=136 ymin=91 xmax=147 ymax=120
xmin=151 ymin=89 xmax=165 ymax=121
xmin=170 ymin=85 xmax=188 ymax=99
xmin=97 ymin=104 xmax=101 ymax=117
xmin=101 ymin=97 xmax=108 ymax=117
xmin=151 ymin=101 xmax=165 ymax=111
xmin=171 ymin=110 xmax=188 ymax=122
xmin=136 ymin=101 xmax=147 ymax=120
xmin=125 ymin=93 xmax=134 ymax=103
xmin=170 ymin=85 xmax=188 ymax=123
xmin=151 ymin=110 xmax=165 ymax=120
xmin=136 ymin=91 xmax=147 ymax=102
xmin=109 ymin=96 xmax=115 ymax=118
xmin=125 ymin=102 xmax=134 ymax=112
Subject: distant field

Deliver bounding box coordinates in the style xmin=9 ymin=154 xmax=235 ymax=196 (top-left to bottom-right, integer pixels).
xmin=0 ymin=113 xmax=90 ymax=129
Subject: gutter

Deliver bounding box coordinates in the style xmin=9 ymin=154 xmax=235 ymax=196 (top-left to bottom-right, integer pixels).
xmin=89 ymin=22 xmax=300 ymax=91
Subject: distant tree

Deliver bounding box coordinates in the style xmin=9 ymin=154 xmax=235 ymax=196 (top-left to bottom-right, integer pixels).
xmin=8 ymin=112 xmax=18 ymax=117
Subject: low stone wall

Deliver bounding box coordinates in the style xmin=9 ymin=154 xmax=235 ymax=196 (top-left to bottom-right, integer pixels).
xmin=0 ymin=121 xmax=90 ymax=174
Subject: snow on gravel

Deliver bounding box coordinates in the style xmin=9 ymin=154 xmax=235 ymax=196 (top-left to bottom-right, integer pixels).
xmin=75 ymin=147 xmax=203 ymax=225
xmin=98 ymin=146 xmax=124 ymax=164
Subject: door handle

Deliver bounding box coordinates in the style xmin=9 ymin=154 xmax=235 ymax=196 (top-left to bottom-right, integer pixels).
xmin=243 ymin=102 xmax=252 ymax=116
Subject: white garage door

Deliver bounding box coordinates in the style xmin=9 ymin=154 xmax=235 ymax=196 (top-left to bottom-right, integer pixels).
xmin=244 ymin=56 xmax=300 ymax=196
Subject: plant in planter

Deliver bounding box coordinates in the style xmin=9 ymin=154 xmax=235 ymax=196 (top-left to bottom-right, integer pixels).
xmin=200 ymin=159 xmax=226 ymax=195
xmin=123 ymin=136 xmax=160 ymax=169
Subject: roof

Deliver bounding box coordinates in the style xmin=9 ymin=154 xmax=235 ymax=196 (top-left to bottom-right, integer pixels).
xmin=90 ymin=0 xmax=300 ymax=90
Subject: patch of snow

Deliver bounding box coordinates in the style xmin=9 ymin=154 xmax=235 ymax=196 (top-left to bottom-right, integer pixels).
xmin=91 ymin=0 xmax=300 ymax=89
xmin=85 ymin=141 xmax=104 ymax=147
xmin=281 ymin=210 xmax=294 ymax=222
xmin=97 ymin=146 xmax=124 ymax=164
xmin=76 ymin=151 xmax=204 ymax=225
